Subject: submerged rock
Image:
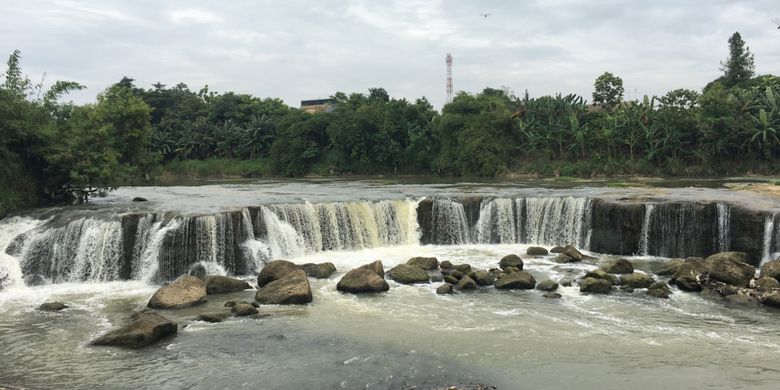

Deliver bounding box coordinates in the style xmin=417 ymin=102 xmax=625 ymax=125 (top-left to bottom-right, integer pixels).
xmin=526 ymin=246 xmax=549 ymax=256
xmin=92 ymin=312 xmax=177 ymax=348
xmin=619 ymin=272 xmax=655 ymax=289
xmin=724 ymin=293 xmax=758 ymax=306
xmin=436 ymin=283 xmax=453 ymax=295
xmin=543 ymin=292 xmax=562 ymax=299
xmin=231 ymin=303 xmax=260 ymax=316
xmin=601 ymin=258 xmax=634 ymax=274
xmin=336 ymin=268 xmax=389 ymax=293
xmin=255 ymin=270 xmax=312 ymax=305
xmin=359 ymin=260 xmax=385 ymax=278
xmin=647 ymin=282 xmax=672 ymax=299
xmin=407 ymin=257 xmax=439 ymax=270
xmin=499 ymin=254 xmax=523 ymax=270
xmin=224 ymin=300 xmax=259 ymax=308
xmin=257 ymin=260 xmax=301 ymax=288
xmin=300 ymin=262 xmax=337 ymax=279
xmin=205 ymin=276 xmax=252 ymax=294
xmin=188 ymin=263 xmax=207 ymax=280
xmin=579 ymin=277 xmax=612 ymax=294
xmin=387 ymin=264 xmax=430 ymax=284
xmin=494 ymin=271 xmax=536 ymax=290
xmin=148 ymin=276 xmax=207 ymax=309
xmin=455 ymin=275 xmax=477 ymax=291
xmin=38 ymin=302 xmax=68 ymax=311
xmin=197 ymin=312 xmax=230 ymax=323
xmin=535 ymin=279 xmax=559 ymax=292
xmin=706 ymin=252 xmax=755 ymax=288
xmin=131 ymin=197 xmax=148 ymax=202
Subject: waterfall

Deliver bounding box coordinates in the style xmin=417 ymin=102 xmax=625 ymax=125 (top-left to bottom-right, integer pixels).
xmin=134 ymin=218 xmax=181 ymax=283
xmin=475 ymin=198 xmax=519 ymax=243
xmin=638 ymin=204 xmax=654 ymax=256
xmin=524 ymin=197 xmax=592 ymax=248
xmin=716 ymin=203 xmax=731 ymax=253
xmin=761 ymin=212 xmax=779 ymax=264
xmin=0 ymin=217 xmax=45 ymax=290
xmin=430 ymin=199 xmax=471 ymax=245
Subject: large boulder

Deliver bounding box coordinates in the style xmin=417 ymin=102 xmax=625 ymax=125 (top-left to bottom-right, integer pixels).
xmin=257 ymin=260 xmax=301 ymax=287
xmin=407 ymin=257 xmax=439 ymax=270
xmin=387 ymin=264 xmax=430 ymax=284
xmin=336 ymin=268 xmax=389 ymax=293
xmin=300 ymin=262 xmax=337 ymax=279
xmin=473 ymin=270 xmax=495 ymax=286
xmin=359 ymin=260 xmax=385 ymax=278
xmin=759 ymin=260 xmax=780 ymax=281
xmin=255 ymin=270 xmax=312 ymax=305
xmin=148 ymin=276 xmax=207 ymax=309
xmin=526 ymin=246 xmax=549 ymax=256
xmin=92 ymin=313 xmax=177 ymax=348
xmin=535 ymin=279 xmax=559 ymax=292
xmin=455 ymin=275 xmax=477 ymax=291
xmin=601 ymin=258 xmax=634 ymax=274
xmin=655 ymin=258 xmax=685 ymax=276
xmin=204 ymin=276 xmax=252 ymax=294
xmin=706 ymin=252 xmax=755 ymax=288
xmin=563 ymin=245 xmax=583 ymax=261
xmin=579 ymin=277 xmax=612 ymax=294
xmin=647 ymin=282 xmax=672 ymax=299
xmin=670 ymin=258 xmax=709 ymax=291
xmin=499 ymin=254 xmax=523 ymax=271
xmin=619 ymin=272 xmax=655 ymax=289
xmin=494 ymin=271 xmax=536 ymax=290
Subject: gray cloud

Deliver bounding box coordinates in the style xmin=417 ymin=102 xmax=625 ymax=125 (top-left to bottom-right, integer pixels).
xmin=1 ymin=0 xmax=778 ymax=109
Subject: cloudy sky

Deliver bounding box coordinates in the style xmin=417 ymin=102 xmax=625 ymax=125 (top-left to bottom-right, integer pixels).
xmin=1 ymin=0 xmax=778 ymax=109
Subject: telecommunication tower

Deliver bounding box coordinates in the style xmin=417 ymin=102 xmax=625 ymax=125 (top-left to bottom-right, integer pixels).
xmin=445 ymin=53 xmax=453 ymax=104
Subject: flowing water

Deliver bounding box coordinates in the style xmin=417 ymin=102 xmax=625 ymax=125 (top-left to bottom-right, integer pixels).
xmin=1 ymin=178 xmax=780 ymax=389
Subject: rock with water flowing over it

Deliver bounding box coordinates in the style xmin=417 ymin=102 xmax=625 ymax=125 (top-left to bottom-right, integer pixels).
xmin=255 ymin=270 xmax=312 ymax=305
xmin=619 ymin=272 xmax=655 ymax=289
xmin=670 ymin=258 xmax=709 ymax=291
xmin=196 ymin=312 xmax=230 ymax=323
xmin=231 ymin=303 xmax=260 ymax=316
xmin=579 ymin=277 xmax=612 ymax=294
xmin=543 ymin=292 xmax=562 ymax=299
xmin=387 ymin=264 xmax=430 ymax=284
xmin=455 ymin=275 xmax=478 ymax=291
xmin=188 ymin=263 xmax=207 ymax=280
xmin=337 ymin=268 xmax=389 ymax=293
xmin=759 ymin=260 xmax=780 ymax=281
xmin=436 ymin=283 xmax=453 ymax=295
xmin=407 ymin=257 xmax=439 ymax=270
xmin=257 ymin=260 xmax=302 ymax=288
xmin=38 ymin=302 xmax=68 ymax=311
xmin=706 ymin=252 xmax=755 ymax=288
xmin=526 ymin=246 xmax=549 ymax=256
xmin=494 ymin=271 xmax=536 ymax=290
xmin=583 ymin=269 xmax=618 ymax=285
xmin=536 ymin=279 xmax=559 ymax=292
xmin=473 ymin=270 xmax=495 ymax=286
xmin=499 ymin=254 xmax=523 ymax=271
xmin=647 ymin=282 xmax=672 ymax=298
xmin=300 ymin=262 xmax=337 ymax=279
xmin=655 ymin=258 xmax=685 ymax=276
xmin=92 ymin=312 xmax=177 ymax=348
xmin=428 ymin=270 xmax=444 ymax=282
xmin=601 ymin=258 xmax=634 ymax=274
xmin=755 ymin=276 xmax=780 ymax=291
xmin=204 ymin=276 xmax=252 ymax=294
xmin=148 ymin=276 xmax=207 ymax=309
xmin=359 ymin=260 xmax=385 ymax=278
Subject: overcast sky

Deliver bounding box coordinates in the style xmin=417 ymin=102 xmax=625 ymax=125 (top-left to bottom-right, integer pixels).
xmin=1 ymin=0 xmax=778 ymax=109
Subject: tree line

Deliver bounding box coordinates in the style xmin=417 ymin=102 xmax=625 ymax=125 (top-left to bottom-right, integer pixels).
xmin=1 ymin=32 xmax=779 ymax=215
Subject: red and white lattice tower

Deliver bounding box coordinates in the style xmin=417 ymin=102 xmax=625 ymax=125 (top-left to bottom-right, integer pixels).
xmin=445 ymin=53 xmax=453 ymax=104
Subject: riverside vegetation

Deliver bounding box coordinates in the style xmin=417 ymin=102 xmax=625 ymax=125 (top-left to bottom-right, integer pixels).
xmin=2 ymin=32 xmax=780 ymax=216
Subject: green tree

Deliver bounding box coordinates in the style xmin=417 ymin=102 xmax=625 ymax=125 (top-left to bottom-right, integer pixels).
xmin=720 ymin=32 xmax=755 ymax=88
xmin=593 ymin=72 xmax=625 ymax=109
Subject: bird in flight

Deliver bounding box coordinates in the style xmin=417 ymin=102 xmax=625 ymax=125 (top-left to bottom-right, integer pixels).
xmin=774 ymin=18 xmax=780 ymax=29
xmin=480 ymin=13 xmax=491 ymax=18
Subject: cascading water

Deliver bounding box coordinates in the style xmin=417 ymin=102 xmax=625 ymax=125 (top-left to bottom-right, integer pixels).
xmin=430 ymin=199 xmax=471 ymax=245
xmin=524 ymin=197 xmax=592 ymax=248
xmin=761 ymin=212 xmax=779 ymax=264
xmin=0 ymin=217 xmax=46 ymax=290
xmin=716 ymin=203 xmax=731 ymax=253
xmin=638 ymin=204 xmax=655 ymax=256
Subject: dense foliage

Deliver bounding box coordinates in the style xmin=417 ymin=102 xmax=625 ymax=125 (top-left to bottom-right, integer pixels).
xmin=2 ymin=32 xmax=779 ymax=215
